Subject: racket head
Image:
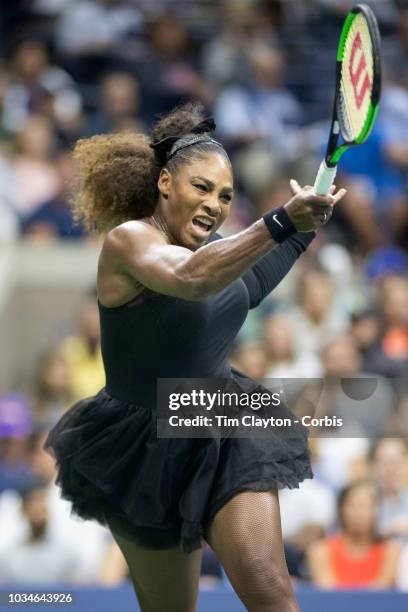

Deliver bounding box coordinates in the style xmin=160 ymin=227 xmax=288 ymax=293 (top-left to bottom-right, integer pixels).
xmin=329 ymin=3 xmax=381 ymax=164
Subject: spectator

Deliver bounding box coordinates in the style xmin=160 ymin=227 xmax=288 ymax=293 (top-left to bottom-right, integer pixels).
xmin=377 ymin=275 xmax=408 ymax=365
xmin=308 ymin=479 xmax=400 ymax=588
xmin=0 ymin=479 xmax=80 ymax=584
xmin=279 ymin=438 xmax=336 ymax=578
xmin=11 ymin=115 xmax=60 ymax=219
xmin=21 ymin=151 xmax=85 ymax=241
xmin=201 ymin=0 xmax=275 ymax=88
xmin=365 ymin=246 xmax=408 ymax=283
xmin=32 ymin=347 xmax=73 ymax=429
xmin=0 ymin=430 xmax=111 ymax=583
xmin=2 ymin=39 xmax=81 ymax=133
xmin=287 ymin=268 xmax=348 ymax=355
xmin=350 ymin=309 xmax=401 ymax=379
xmin=136 ymin=14 xmax=211 ymax=121
xmin=86 ymin=72 xmax=144 ymax=136
xmin=229 ymin=340 xmax=269 ymax=380
xmin=214 ymin=43 xmax=302 ymax=193
xmin=58 ymin=293 xmax=105 ymax=401
xmin=56 ymin=0 xmax=143 ymax=83
xmin=315 ymin=437 xmax=371 ymax=495
xmin=318 ymin=335 xmax=395 ymax=437
xmin=263 ymin=314 xmax=323 ymax=378
xmin=337 ymin=103 xmax=408 ymax=252
xmin=306 ymin=334 xmax=394 ymax=492
xmin=371 ymin=437 xmax=408 ymax=541
xmin=254 ymin=178 xmax=293 ymax=219
xmin=0 ymin=395 xmax=34 ymax=494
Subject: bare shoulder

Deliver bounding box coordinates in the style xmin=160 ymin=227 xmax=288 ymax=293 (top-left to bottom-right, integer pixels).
xmin=98 ymin=221 xmax=159 ymax=307
xmin=102 ymin=220 xmax=165 ymax=259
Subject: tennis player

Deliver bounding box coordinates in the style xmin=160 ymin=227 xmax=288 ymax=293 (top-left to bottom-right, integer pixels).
xmin=45 ymin=103 xmax=346 ymax=611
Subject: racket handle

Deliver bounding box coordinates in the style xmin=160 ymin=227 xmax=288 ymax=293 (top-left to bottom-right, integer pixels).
xmin=314 ymin=160 xmax=337 ymax=195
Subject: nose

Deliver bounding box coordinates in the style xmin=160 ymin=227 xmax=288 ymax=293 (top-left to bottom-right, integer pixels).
xmin=203 ymin=195 xmax=222 ymax=217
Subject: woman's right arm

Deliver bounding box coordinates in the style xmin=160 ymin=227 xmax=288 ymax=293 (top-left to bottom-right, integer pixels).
xmin=103 ymin=184 xmax=342 ymax=301
xmin=104 ymin=217 xmax=277 ymax=301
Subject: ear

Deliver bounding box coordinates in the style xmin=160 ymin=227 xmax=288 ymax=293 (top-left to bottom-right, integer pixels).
xmin=157 ymin=168 xmax=171 ymax=200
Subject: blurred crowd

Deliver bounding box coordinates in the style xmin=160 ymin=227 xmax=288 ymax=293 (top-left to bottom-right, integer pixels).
xmin=1 ymin=0 xmax=408 ymax=249
xmin=0 ymin=0 xmax=407 ymax=593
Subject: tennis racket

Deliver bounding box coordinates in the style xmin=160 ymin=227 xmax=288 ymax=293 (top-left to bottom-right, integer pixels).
xmin=314 ymin=3 xmax=382 ymax=195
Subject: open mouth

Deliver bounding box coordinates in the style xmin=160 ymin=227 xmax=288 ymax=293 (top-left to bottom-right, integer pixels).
xmin=192 ymin=216 xmax=215 ymax=234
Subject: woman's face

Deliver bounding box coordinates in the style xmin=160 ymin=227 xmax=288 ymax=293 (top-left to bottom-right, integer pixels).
xmin=263 ymin=315 xmax=294 ymax=360
xmin=340 ymin=483 xmax=377 ymax=537
xmin=157 ymin=152 xmax=233 ymax=250
xmin=373 ymin=439 xmax=408 ymax=495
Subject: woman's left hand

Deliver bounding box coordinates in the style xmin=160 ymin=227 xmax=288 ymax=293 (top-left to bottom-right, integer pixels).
xmin=289 ymin=179 xmax=347 ymax=229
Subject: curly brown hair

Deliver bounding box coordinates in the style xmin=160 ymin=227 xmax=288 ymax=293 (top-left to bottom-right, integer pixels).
xmin=72 ymin=102 xmax=226 ymax=234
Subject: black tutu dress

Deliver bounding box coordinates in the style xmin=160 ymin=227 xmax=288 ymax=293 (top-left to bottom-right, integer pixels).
xmin=44 ymin=232 xmax=315 ymax=552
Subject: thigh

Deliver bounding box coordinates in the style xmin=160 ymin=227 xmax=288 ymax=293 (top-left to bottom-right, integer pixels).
xmin=204 ymin=490 xmax=294 ymax=603
xmin=106 ymin=516 xmax=202 ymax=612
xmin=205 ymin=489 xmax=287 ymax=564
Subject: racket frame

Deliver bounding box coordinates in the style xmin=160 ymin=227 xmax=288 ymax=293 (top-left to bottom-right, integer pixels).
xmin=325 ymin=3 xmax=382 ymax=168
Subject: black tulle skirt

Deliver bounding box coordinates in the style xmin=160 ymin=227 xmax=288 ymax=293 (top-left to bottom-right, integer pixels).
xmin=44 ymin=387 xmax=312 ymax=552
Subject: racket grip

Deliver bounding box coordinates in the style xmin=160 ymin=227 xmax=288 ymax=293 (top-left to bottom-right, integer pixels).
xmin=314 ymin=160 xmax=337 ymax=195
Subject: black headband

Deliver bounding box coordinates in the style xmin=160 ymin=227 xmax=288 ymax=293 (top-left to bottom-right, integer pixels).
xmin=150 ymin=118 xmax=225 ymax=165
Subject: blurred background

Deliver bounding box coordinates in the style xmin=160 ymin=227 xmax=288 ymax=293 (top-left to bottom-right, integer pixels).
xmin=0 ymin=0 xmax=407 ymax=605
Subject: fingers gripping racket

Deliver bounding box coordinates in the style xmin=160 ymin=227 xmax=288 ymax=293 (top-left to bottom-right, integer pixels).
xmin=314 ymin=4 xmax=382 ymax=195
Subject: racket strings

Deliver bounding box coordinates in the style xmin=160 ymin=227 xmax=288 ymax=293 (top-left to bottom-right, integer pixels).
xmin=339 ymin=13 xmax=374 ymax=141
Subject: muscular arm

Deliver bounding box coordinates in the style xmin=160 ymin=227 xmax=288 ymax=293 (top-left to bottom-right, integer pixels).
xmin=104 ymin=218 xmax=278 ymax=301
xmin=101 ymin=182 xmax=343 ymax=303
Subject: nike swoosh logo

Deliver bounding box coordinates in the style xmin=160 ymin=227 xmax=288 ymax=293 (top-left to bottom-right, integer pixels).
xmin=273 ymin=214 xmax=284 ymax=228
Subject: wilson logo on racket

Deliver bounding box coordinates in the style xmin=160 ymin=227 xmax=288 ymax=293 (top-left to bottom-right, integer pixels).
xmin=349 ymin=32 xmax=372 ymax=109
xmin=313 ymin=3 xmax=381 ymax=196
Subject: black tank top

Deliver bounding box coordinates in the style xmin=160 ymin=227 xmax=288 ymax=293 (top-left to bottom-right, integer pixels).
xmin=98 ymin=278 xmax=249 ymax=405
xmin=99 ymin=230 xmax=315 ymax=405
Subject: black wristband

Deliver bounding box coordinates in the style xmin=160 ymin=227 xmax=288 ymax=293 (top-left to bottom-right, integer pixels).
xmin=263 ymin=206 xmax=297 ymax=243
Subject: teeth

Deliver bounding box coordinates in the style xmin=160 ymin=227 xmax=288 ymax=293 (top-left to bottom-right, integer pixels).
xmin=195 ymin=217 xmax=213 ymax=227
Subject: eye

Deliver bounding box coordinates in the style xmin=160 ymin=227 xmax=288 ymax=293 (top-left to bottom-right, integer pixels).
xmin=193 ymin=183 xmax=207 ymax=192
xmin=221 ymin=194 xmax=232 ymax=204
